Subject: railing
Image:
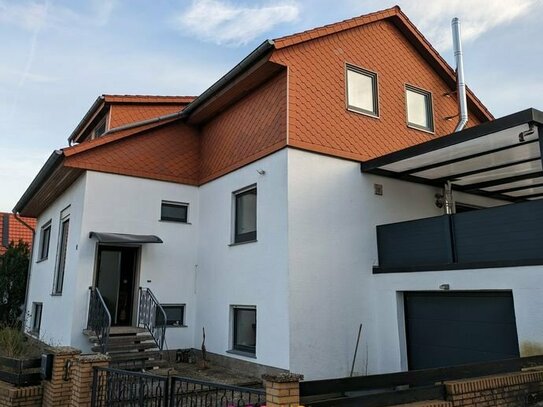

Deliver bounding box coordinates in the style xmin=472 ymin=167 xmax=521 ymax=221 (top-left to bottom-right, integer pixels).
xmin=91 ymin=367 xmax=266 ymax=407
xmin=138 ymin=287 xmax=167 ymax=351
xmin=170 ymin=376 xmax=266 ymax=407
xmin=87 ymin=287 xmax=111 ymax=354
xmin=375 ymin=199 xmax=543 ymax=272
xmin=91 ymin=367 xmax=169 ymax=407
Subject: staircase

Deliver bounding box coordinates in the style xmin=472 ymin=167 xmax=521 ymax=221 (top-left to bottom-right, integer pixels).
xmin=85 ymin=287 xmax=168 ymax=371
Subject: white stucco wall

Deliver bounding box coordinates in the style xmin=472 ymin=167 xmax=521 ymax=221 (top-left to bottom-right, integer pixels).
xmin=25 ymin=174 xmax=87 ymax=346
xmin=196 ymin=149 xmax=290 ymax=370
xmin=286 ymin=148 xmax=513 ymax=379
xmin=72 ymin=171 xmax=199 ymax=351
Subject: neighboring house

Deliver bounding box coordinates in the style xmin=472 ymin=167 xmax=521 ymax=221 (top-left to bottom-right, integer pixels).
xmin=13 ymin=6 xmax=543 ymax=379
xmin=0 ymin=212 xmax=36 ymax=255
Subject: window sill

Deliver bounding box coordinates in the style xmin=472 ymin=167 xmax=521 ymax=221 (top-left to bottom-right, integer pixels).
xmin=50 ymin=293 xmax=62 ymax=297
xmin=166 ymin=325 xmax=188 ymax=328
xmin=28 ymin=331 xmax=39 ymax=339
xmin=159 ymin=220 xmax=192 ymax=225
xmin=228 ymin=240 xmax=258 ymax=247
xmin=36 ymin=258 xmax=48 ymax=264
xmin=226 ymin=349 xmax=256 ymax=359
xmin=347 ymin=106 xmax=380 ymax=119
xmin=407 ymin=123 xmax=435 ymax=134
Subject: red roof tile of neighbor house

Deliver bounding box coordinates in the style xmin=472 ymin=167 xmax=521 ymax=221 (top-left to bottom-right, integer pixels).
xmin=0 ymin=213 xmax=36 ymax=254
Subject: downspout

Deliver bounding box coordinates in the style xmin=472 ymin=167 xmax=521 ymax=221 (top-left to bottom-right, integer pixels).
xmin=13 ymin=213 xmax=36 ymax=333
xmin=452 ymin=18 xmax=468 ymax=132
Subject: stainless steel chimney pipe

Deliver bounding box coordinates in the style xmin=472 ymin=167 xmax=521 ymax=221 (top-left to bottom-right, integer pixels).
xmin=452 ymin=18 xmax=468 ymax=132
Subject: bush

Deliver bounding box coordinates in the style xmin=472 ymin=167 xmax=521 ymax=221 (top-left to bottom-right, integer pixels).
xmin=0 ymin=241 xmax=30 ymax=326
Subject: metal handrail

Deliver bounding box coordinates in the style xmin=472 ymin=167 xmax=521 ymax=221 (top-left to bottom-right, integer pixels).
xmin=87 ymin=287 xmax=111 ymax=353
xmin=137 ymin=287 xmax=167 ymax=351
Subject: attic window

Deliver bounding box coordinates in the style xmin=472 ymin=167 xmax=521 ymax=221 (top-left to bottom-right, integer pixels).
xmin=92 ymin=118 xmax=107 ymax=139
xmin=406 ymin=85 xmax=434 ymax=132
xmin=346 ymin=64 xmax=379 ymax=117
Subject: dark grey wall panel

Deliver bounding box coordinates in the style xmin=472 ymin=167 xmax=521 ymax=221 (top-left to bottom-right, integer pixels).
xmin=453 ymin=200 xmax=543 ymax=263
xmin=377 ymin=215 xmax=453 ymax=267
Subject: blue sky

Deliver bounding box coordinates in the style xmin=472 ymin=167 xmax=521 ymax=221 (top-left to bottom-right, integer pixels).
xmin=1 ymin=0 xmax=542 ymax=212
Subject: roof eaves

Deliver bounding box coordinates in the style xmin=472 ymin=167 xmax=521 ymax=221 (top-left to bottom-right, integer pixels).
xmin=13 ymin=150 xmax=64 ymax=214
xmin=181 ymin=39 xmax=275 ymax=119
xmin=67 ymin=96 xmax=106 ymax=144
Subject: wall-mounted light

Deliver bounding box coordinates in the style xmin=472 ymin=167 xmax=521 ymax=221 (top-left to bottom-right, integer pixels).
xmin=256 ymin=169 xmax=266 ymax=175
xmin=439 ymin=283 xmax=450 ymax=291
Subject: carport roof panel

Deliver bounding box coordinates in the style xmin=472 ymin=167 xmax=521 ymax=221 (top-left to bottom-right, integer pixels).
xmin=360 ymin=109 xmax=543 ymax=201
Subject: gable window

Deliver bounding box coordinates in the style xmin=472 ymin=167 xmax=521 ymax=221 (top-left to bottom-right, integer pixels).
xmin=158 ymin=304 xmax=186 ymax=327
xmin=232 ymin=306 xmax=256 ymax=355
xmin=161 ymin=201 xmax=188 ymax=223
xmin=346 ymin=64 xmax=379 ymax=117
xmin=53 ymin=216 xmax=70 ymax=294
xmin=31 ymin=302 xmax=42 ymax=335
xmin=37 ymin=221 xmax=51 ymax=262
xmin=233 ymin=186 xmax=257 ymax=244
xmin=406 ymin=85 xmax=434 ymax=132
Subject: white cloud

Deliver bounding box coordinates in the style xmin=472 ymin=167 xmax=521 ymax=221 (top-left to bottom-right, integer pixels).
xmin=0 ymin=1 xmax=48 ymax=31
xmin=176 ymin=0 xmax=300 ymax=46
xmin=400 ymin=0 xmax=538 ymax=50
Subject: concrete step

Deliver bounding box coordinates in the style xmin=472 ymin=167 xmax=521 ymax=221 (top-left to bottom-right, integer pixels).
xmin=110 ymin=326 xmax=147 ymax=335
xmin=88 ymin=334 xmax=154 ymax=344
xmin=91 ymin=342 xmax=158 ymax=353
xmin=108 ymin=350 xmax=162 ymax=362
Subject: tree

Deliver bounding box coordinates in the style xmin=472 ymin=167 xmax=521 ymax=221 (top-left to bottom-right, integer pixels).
xmin=0 ymin=241 xmax=30 ymax=326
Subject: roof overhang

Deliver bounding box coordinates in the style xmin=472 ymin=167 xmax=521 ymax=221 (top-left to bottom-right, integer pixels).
xmin=89 ymin=232 xmax=163 ymax=244
xmin=361 ymin=108 xmax=543 ymax=202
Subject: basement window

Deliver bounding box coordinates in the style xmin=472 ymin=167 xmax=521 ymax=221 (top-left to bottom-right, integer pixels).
xmin=161 ymin=201 xmax=189 ymax=223
xmin=406 ymin=85 xmax=434 ymax=132
xmin=158 ymin=304 xmax=186 ymax=327
xmin=232 ymin=306 xmax=256 ymax=355
xmin=346 ymin=64 xmax=379 ymax=117
xmin=37 ymin=221 xmax=51 ymax=262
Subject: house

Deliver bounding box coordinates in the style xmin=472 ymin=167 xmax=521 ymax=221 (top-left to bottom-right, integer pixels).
xmin=0 ymin=212 xmax=36 ymax=255
xmin=13 ymin=6 xmax=543 ymax=379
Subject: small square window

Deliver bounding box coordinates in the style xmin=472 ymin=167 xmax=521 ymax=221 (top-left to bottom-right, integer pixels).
xmin=31 ymin=303 xmax=42 ymax=335
xmin=157 ymin=304 xmax=185 ymax=327
xmin=406 ymin=85 xmax=434 ymax=132
xmin=232 ymin=307 xmax=256 ymax=354
xmin=92 ymin=118 xmax=107 ymax=139
xmin=161 ymin=201 xmax=188 ymax=223
xmin=346 ymin=64 xmax=379 ymax=117
xmin=38 ymin=221 xmax=51 ymax=261
xmin=234 ymin=187 xmax=257 ymax=243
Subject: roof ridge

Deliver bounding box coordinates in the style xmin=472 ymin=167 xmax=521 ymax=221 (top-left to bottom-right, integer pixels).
xmin=103 ymin=94 xmax=197 ymax=99
xmin=273 ymin=6 xmax=400 ymax=49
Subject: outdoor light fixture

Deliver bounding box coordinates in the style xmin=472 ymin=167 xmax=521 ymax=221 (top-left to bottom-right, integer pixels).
xmin=439 ymin=284 xmax=450 ymax=291
xmin=256 ymin=169 xmax=266 ymax=175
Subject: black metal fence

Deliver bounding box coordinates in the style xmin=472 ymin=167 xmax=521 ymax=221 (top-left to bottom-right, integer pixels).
xmin=91 ymin=367 xmax=265 ymax=407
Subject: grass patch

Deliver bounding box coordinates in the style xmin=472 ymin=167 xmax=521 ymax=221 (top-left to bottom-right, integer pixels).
xmin=0 ymin=326 xmax=42 ymax=358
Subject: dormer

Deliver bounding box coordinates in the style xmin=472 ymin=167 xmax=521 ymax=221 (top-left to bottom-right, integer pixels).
xmin=68 ymin=95 xmax=195 ymax=145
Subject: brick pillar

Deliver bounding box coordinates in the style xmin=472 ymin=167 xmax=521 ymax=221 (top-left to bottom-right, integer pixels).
xmin=69 ymin=354 xmax=110 ymax=407
xmin=262 ymin=373 xmax=304 ymax=407
xmin=42 ymin=346 xmax=81 ymax=407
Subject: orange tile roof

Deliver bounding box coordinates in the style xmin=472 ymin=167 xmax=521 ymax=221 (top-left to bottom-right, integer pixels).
xmin=103 ymin=95 xmax=196 ymax=104
xmin=0 ymin=212 xmax=36 ymax=254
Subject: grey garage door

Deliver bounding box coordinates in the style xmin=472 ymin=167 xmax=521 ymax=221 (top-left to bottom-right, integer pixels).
xmin=404 ymin=291 xmax=520 ymax=370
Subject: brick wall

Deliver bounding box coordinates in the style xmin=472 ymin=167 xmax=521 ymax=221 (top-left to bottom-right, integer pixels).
xmin=0 ymin=381 xmax=42 ymax=407
xmin=445 ymin=370 xmax=543 ymax=407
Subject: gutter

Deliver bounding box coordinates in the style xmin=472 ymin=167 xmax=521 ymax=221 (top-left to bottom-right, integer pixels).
xmin=180 ymin=39 xmax=275 ymax=119
xmin=13 ymin=150 xmax=64 ymax=215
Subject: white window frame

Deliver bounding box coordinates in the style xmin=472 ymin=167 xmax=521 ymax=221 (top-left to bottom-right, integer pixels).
xmin=52 ymin=208 xmax=70 ymax=295
xmin=37 ymin=220 xmax=52 ymax=262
